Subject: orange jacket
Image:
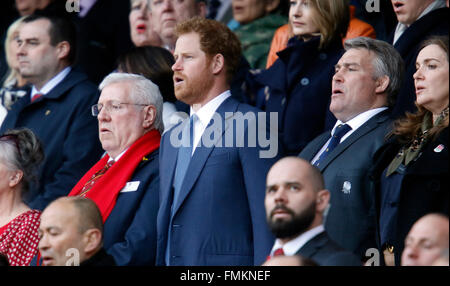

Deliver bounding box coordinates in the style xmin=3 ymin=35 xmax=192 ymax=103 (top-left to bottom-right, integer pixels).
xmin=266 ymin=5 xmax=376 ymax=68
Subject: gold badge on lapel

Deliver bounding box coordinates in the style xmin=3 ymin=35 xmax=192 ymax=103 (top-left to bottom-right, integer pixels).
xmin=45 ymin=110 xmax=51 ymax=116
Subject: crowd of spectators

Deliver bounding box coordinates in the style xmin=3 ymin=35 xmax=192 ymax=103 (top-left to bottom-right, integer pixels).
xmin=0 ymin=0 xmax=448 ymax=267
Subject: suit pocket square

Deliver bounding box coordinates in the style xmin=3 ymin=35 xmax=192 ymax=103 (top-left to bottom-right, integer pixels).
xmin=120 ymin=181 xmax=140 ymax=193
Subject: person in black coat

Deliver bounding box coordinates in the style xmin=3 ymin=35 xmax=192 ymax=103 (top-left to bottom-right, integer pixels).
xmin=265 ymin=157 xmax=361 ymax=266
xmin=246 ymin=0 xmax=350 ymax=155
xmin=370 ymin=36 xmax=449 ymax=266
xmin=389 ymin=0 xmax=448 ymax=118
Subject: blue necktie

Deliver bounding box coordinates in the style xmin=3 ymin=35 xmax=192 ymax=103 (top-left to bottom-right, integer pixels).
xmin=314 ymin=124 xmax=351 ymax=167
xmin=172 ymin=114 xmax=196 ymax=207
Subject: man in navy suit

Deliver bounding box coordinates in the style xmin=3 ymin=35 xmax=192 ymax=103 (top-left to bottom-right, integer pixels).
xmin=156 ymin=17 xmax=281 ymax=266
xmin=264 ymin=157 xmax=361 ymax=266
xmin=0 ymin=14 xmax=103 ymax=210
xmin=299 ymin=37 xmax=404 ymax=260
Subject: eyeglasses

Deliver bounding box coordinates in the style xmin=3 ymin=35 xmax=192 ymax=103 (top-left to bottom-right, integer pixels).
xmin=0 ymin=134 xmax=21 ymax=158
xmin=91 ymin=101 xmax=148 ymax=117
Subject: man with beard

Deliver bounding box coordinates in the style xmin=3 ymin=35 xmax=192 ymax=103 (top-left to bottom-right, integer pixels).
xmin=264 ymin=157 xmax=361 ymax=266
xmin=156 ymin=17 xmax=281 ymax=266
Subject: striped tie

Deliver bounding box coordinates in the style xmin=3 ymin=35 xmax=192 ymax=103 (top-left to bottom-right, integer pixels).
xmin=79 ymin=160 xmax=115 ymax=197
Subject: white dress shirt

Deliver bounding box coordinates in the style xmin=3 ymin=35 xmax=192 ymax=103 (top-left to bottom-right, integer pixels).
xmin=312 ymin=107 xmax=388 ymax=164
xmin=270 ymin=225 xmax=325 ymax=256
xmin=30 ymin=67 xmax=72 ymax=100
xmin=190 ymin=90 xmax=231 ymax=155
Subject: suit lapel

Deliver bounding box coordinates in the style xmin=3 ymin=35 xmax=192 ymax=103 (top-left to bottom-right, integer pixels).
xmin=317 ymin=111 xmax=390 ymax=171
xmin=296 ymin=232 xmax=328 ymax=258
xmin=171 ymin=97 xmax=239 ymax=216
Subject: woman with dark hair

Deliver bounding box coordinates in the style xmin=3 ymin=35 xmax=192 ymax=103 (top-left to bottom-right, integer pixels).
xmin=247 ymin=0 xmax=350 ymax=155
xmin=0 ymin=128 xmax=44 ymax=266
xmin=371 ymin=36 xmax=449 ymax=266
xmin=117 ymin=46 xmax=186 ymax=131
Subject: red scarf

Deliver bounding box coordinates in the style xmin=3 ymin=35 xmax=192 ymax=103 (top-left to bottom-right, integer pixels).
xmin=68 ymin=130 xmax=161 ymax=222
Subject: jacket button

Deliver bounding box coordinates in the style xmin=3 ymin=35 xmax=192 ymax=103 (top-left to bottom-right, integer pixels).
xmin=301 ymin=78 xmax=310 ymax=86
xmin=319 ymin=53 xmax=327 ymax=60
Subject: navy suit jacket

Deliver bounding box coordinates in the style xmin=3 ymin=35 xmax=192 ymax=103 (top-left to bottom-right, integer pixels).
xmin=104 ymin=150 xmax=160 ymax=266
xmin=390 ymin=7 xmax=449 ymax=118
xmin=157 ymin=96 xmax=281 ymax=266
xmin=299 ymin=110 xmax=392 ymax=259
xmin=0 ymin=69 xmax=104 ymax=210
xmin=296 ymin=232 xmax=362 ymax=266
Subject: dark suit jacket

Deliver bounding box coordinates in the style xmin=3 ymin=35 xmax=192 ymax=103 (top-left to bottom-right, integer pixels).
xmin=80 ymin=248 xmax=116 ymax=266
xmin=249 ymin=36 xmax=342 ymax=155
xmin=296 ymin=232 xmax=362 ymax=266
xmin=104 ymin=150 xmax=160 ymax=266
xmin=299 ymin=110 xmax=393 ymax=259
xmin=371 ymin=127 xmax=449 ymax=265
xmin=390 ymin=7 xmax=449 ymax=118
xmin=0 ymin=69 xmax=104 ymax=210
xmin=157 ymin=96 xmax=281 ymax=266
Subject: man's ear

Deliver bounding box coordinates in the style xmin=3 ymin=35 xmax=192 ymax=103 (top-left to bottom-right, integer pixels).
xmin=196 ymin=1 xmax=208 ymax=18
xmin=211 ymin=54 xmax=225 ymax=76
xmin=316 ymin=189 xmax=330 ymax=213
xmin=9 ymin=170 xmax=23 ymax=188
xmin=143 ymin=105 xmax=157 ymax=129
xmin=56 ymin=41 xmax=71 ymax=61
xmin=265 ymin=0 xmax=280 ymax=13
xmin=83 ymin=229 xmax=102 ymax=254
xmin=375 ymin=75 xmax=390 ymax=94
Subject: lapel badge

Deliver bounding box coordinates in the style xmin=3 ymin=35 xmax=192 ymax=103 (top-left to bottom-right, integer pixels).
xmin=342 ymin=181 xmax=351 ymax=194
xmin=45 ymin=110 xmax=51 ymax=116
xmin=434 ymin=144 xmax=445 ymax=153
xmin=142 ymin=156 xmax=148 ymax=161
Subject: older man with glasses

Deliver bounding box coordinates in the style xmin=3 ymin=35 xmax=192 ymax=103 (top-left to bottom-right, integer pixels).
xmin=68 ymin=73 xmax=163 ymax=266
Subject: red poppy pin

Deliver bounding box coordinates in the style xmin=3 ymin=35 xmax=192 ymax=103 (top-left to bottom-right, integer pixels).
xmin=434 ymin=144 xmax=445 ymax=153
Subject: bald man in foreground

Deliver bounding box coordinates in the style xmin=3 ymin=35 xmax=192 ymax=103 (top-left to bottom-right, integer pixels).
xmin=38 ymin=197 xmax=116 ymax=266
xmin=264 ymin=157 xmax=361 ymax=266
xmin=401 ymin=214 xmax=449 ymax=266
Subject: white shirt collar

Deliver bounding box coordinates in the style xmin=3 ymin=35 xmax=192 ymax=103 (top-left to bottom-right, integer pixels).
xmin=108 ymin=148 xmax=128 ymax=163
xmin=332 ymin=107 xmax=388 ymax=143
xmin=31 ymin=67 xmax=71 ymax=99
xmin=270 ymin=225 xmax=325 ymax=256
xmin=190 ymin=90 xmax=231 ymax=125
xmin=393 ymin=0 xmax=446 ymax=44
xmin=189 ymin=90 xmax=231 ymax=153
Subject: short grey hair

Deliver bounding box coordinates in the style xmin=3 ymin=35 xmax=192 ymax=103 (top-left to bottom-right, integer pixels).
xmin=99 ymin=72 xmax=164 ymax=134
xmin=344 ymin=37 xmax=404 ymax=108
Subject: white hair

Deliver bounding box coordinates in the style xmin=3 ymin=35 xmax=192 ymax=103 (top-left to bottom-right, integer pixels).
xmin=99 ymin=72 xmax=164 ymax=134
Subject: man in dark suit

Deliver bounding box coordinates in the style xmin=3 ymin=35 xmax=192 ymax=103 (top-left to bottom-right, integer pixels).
xmin=156 ymin=17 xmax=281 ymax=266
xmin=0 ymin=14 xmax=103 ymax=210
xmin=39 ymin=197 xmax=116 ymax=266
xmin=68 ymin=73 xmax=163 ymax=266
xmin=389 ymin=0 xmax=448 ymax=117
xmin=264 ymin=157 xmax=361 ymax=266
xmin=299 ymin=37 xmax=404 ymax=260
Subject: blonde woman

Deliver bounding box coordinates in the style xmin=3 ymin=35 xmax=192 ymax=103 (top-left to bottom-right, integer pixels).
xmin=0 ymin=17 xmax=28 ymax=125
